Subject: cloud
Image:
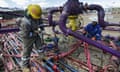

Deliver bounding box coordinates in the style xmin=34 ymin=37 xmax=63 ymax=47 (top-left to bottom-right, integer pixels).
xmin=81 ymin=0 xmax=120 ymax=8
xmin=31 ymin=0 xmax=46 ymax=2
xmin=11 ymin=0 xmax=30 ymax=8
xmin=11 ymin=0 xmax=28 ymax=5
xmin=52 ymin=0 xmax=66 ymax=7
xmin=37 ymin=2 xmax=48 ymax=8
xmin=11 ymin=0 xmax=49 ymax=8
xmin=0 ymin=0 xmax=9 ymax=7
xmin=0 ymin=0 xmax=120 ymax=8
xmin=111 ymin=2 xmax=120 ymax=7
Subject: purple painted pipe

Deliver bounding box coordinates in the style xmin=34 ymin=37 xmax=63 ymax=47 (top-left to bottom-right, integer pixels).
xmin=48 ymin=7 xmax=62 ymax=26
xmin=48 ymin=0 xmax=85 ymax=24
xmin=87 ymin=4 xmax=106 ymax=27
xmin=59 ymin=13 xmax=120 ymax=58
xmin=106 ymin=22 xmax=120 ymax=26
xmin=104 ymin=27 xmax=120 ymax=31
xmin=87 ymin=4 xmax=120 ymax=27
xmin=63 ymin=0 xmax=83 ymax=15
xmin=0 ymin=28 xmax=19 ymax=33
xmin=0 ymin=24 xmax=49 ymax=33
xmin=0 ymin=11 xmax=24 ymax=17
xmin=0 ymin=23 xmax=49 ymax=33
xmin=48 ymin=7 xmax=63 ymax=34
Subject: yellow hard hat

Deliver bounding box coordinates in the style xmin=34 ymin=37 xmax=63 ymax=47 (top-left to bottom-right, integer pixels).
xmin=27 ymin=4 xmax=42 ymax=19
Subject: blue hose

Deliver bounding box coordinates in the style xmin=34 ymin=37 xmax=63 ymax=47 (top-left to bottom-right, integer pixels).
xmin=58 ymin=60 xmax=79 ymax=72
xmin=44 ymin=64 xmax=54 ymax=72
xmin=43 ymin=59 xmax=64 ymax=72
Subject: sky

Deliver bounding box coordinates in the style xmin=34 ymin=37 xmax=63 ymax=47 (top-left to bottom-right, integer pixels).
xmin=0 ymin=0 xmax=120 ymax=9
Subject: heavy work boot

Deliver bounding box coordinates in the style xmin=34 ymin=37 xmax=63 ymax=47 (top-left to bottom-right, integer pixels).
xmin=21 ymin=58 xmax=30 ymax=72
xmin=0 ymin=55 xmax=4 ymax=72
xmin=22 ymin=67 xmax=30 ymax=72
xmin=0 ymin=43 xmax=4 ymax=72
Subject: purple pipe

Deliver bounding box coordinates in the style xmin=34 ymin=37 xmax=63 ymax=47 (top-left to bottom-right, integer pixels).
xmin=104 ymin=27 xmax=120 ymax=31
xmin=0 ymin=23 xmax=49 ymax=33
xmin=48 ymin=7 xmax=63 ymax=34
xmin=106 ymin=22 xmax=120 ymax=26
xmin=63 ymin=0 xmax=83 ymax=15
xmin=0 ymin=28 xmax=19 ymax=33
xmin=87 ymin=4 xmax=120 ymax=27
xmin=0 ymin=11 xmax=24 ymax=17
xmin=59 ymin=13 xmax=120 ymax=58
xmin=48 ymin=7 xmax=61 ymax=26
xmin=0 ymin=24 xmax=49 ymax=33
xmin=87 ymin=4 xmax=106 ymax=27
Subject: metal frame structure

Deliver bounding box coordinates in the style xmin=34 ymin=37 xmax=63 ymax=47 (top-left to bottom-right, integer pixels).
xmin=0 ymin=0 xmax=120 ymax=72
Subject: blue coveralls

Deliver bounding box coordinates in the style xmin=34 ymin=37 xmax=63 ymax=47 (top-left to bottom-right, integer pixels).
xmin=84 ymin=23 xmax=102 ymax=40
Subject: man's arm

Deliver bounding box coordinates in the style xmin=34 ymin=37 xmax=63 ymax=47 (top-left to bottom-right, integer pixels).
xmin=39 ymin=19 xmax=44 ymax=31
xmin=94 ymin=25 xmax=102 ymax=40
xmin=82 ymin=24 xmax=91 ymax=35
xmin=20 ymin=19 xmax=33 ymax=37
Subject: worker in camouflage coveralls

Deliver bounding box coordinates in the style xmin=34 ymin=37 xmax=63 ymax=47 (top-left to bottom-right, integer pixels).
xmin=17 ymin=4 xmax=44 ymax=72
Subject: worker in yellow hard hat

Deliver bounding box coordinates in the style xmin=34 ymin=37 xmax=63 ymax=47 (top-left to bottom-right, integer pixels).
xmin=16 ymin=4 xmax=44 ymax=72
xmin=27 ymin=4 xmax=42 ymax=19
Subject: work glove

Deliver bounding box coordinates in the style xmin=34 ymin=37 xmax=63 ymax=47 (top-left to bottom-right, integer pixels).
xmin=91 ymin=37 xmax=96 ymax=40
xmin=29 ymin=32 xmax=33 ymax=37
xmin=29 ymin=28 xmax=42 ymax=37
xmin=34 ymin=28 xmax=42 ymax=34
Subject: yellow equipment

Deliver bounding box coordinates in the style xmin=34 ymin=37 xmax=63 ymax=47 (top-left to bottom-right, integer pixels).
xmin=66 ymin=15 xmax=78 ymax=31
